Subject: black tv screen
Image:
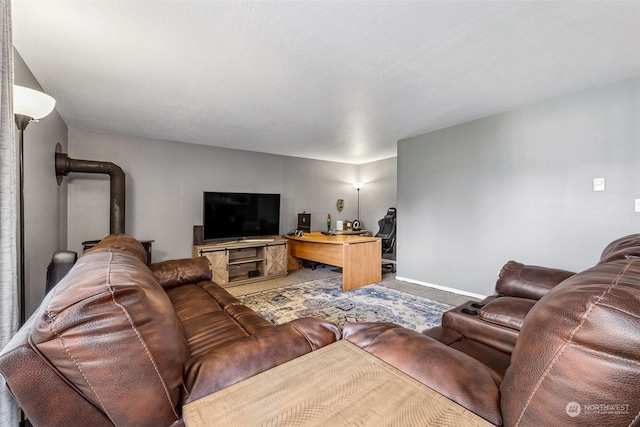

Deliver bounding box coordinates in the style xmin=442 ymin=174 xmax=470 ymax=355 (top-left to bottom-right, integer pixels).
xmin=203 ymin=192 xmax=281 ymax=240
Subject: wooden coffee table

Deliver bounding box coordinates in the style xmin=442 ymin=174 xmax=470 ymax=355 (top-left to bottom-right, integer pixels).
xmin=183 ymin=340 xmax=493 ymax=427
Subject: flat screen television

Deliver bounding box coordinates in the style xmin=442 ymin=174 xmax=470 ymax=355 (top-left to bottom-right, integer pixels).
xmin=203 ymin=192 xmax=281 ymax=241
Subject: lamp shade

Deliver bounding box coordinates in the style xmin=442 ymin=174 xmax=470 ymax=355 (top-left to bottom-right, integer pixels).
xmin=353 ymin=182 xmax=365 ymax=190
xmin=14 ymin=85 xmax=56 ymax=120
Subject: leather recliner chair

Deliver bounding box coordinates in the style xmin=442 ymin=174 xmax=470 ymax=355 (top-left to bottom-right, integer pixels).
xmin=344 ymin=234 xmax=640 ymax=426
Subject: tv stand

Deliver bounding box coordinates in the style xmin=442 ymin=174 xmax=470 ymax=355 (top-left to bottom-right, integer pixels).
xmin=193 ymin=238 xmax=287 ymax=288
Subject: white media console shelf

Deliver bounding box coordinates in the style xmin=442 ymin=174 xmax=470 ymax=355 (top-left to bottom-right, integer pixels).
xmin=193 ymin=238 xmax=288 ymax=287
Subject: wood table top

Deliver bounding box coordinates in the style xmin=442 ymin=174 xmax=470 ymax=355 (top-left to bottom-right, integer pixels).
xmin=285 ymin=232 xmax=380 ymax=245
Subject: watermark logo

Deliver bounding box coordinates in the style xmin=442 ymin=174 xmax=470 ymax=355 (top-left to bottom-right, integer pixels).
xmin=566 ymin=401 xmax=630 ymax=417
xmin=566 ymin=402 xmax=581 ymax=417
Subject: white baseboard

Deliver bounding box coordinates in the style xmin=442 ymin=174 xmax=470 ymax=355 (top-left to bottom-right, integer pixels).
xmin=394 ymin=276 xmax=487 ymax=300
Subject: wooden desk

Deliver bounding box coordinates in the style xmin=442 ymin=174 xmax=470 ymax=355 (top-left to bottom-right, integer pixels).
xmin=183 ymin=340 xmax=493 ymax=427
xmin=333 ymin=229 xmax=368 ymax=235
xmin=285 ymin=232 xmax=381 ymax=291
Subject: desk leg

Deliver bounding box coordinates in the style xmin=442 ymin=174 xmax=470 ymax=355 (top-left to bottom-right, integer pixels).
xmin=342 ymin=240 xmax=382 ymax=291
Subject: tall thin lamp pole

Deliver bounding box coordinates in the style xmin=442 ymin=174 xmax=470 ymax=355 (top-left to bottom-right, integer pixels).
xmin=353 ymin=182 xmax=365 ymax=221
xmin=13 ymin=86 xmax=56 ymax=325
xmin=15 ymin=115 xmax=29 ymax=325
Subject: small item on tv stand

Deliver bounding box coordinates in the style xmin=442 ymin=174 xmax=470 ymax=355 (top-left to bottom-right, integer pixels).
xmin=248 ymin=270 xmax=260 ymax=278
xmin=193 ymin=225 xmax=204 ymax=245
xmin=327 ymin=214 xmax=331 ymax=231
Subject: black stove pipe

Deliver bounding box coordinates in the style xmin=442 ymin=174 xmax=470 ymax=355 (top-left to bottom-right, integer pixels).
xmin=55 ymin=144 xmax=125 ymax=234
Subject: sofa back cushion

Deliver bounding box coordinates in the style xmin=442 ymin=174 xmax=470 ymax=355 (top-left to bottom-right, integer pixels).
xmin=83 ymin=233 xmax=148 ymax=263
xmin=500 ymin=259 xmax=640 ymax=426
xmin=30 ymin=235 xmax=184 ymax=427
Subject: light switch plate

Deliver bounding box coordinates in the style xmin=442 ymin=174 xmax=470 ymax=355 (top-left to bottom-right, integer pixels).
xmin=635 ymin=199 xmax=640 ymax=212
xmin=593 ymin=178 xmax=605 ymax=192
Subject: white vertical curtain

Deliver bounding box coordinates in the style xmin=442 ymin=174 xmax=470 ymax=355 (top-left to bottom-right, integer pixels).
xmin=0 ymin=0 xmax=18 ymax=425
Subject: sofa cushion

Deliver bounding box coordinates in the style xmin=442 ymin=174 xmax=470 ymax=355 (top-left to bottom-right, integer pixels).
xmin=448 ymin=338 xmax=512 ymax=379
xmin=166 ymin=281 xmax=272 ymax=357
xmin=30 ymin=235 xmax=184 ymax=427
xmin=500 ymin=259 xmax=640 ymax=427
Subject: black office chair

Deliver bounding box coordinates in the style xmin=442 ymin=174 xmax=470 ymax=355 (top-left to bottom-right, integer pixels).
xmin=375 ymin=207 xmax=397 ymax=272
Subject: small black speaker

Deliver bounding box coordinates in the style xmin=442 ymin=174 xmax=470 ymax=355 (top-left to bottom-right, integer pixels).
xmin=248 ymin=270 xmax=260 ymax=277
xmin=297 ymin=213 xmax=311 ymax=232
xmin=193 ymin=225 xmax=204 ymax=245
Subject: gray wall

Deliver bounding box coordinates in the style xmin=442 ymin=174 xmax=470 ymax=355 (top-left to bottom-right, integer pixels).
xmin=357 ymin=157 xmax=397 ymax=235
xmin=397 ymin=77 xmax=640 ymax=297
xmin=66 ymin=129 xmax=395 ymax=261
xmin=14 ymin=51 xmax=69 ymax=317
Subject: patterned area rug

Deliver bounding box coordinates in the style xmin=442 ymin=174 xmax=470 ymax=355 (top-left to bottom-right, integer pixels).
xmin=238 ymin=275 xmax=453 ymax=331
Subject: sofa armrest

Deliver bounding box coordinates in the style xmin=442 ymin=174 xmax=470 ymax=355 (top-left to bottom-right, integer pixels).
xmin=495 ymin=261 xmax=575 ymax=300
xmin=183 ymin=317 xmax=340 ymax=402
xmin=149 ymin=256 xmax=212 ymax=290
xmin=422 ymin=325 xmax=464 ymax=344
xmin=442 ymin=303 xmax=520 ymax=355
xmin=479 ymin=296 xmax=536 ymax=330
xmin=343 ymin=322 xmax=503 ymax=426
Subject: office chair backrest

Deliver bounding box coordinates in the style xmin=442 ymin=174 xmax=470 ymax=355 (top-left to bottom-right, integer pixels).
xmin=376 ymin=207 xmax=397 ymax=254
xmin=386 ymin=207 xmax=397 ymax=219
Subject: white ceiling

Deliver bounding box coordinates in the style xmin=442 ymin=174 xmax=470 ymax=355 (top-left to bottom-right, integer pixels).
xmin=12 ymin=1 xmax=640 ymax=164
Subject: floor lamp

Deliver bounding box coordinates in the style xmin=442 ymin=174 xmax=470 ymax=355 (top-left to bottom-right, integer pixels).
xmin=13 ymin=85 xmax=56 ymax=325
xmin=353 ymin=182 xmax=365 ymax=224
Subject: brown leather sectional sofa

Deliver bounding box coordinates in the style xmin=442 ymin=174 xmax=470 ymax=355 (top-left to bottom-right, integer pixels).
xmin=344 ymin=234 xmax=640 ymax=426
xmin=0 ymin=234 xmax=340 ymax=427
